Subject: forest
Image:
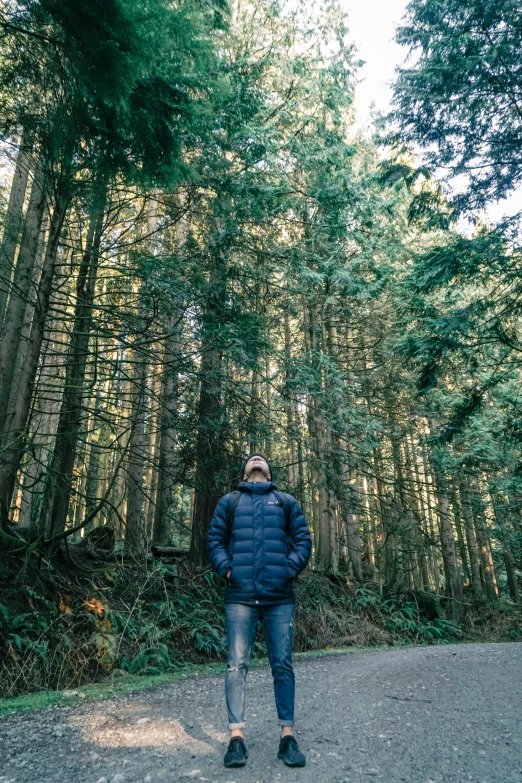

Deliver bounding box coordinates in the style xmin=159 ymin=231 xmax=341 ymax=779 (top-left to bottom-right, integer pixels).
xmin=0 ymin=0 xmax=521 ymax=699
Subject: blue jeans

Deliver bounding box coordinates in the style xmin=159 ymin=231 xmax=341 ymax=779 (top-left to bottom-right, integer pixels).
xmin=225 ymin=602 xmax=295 ymax=730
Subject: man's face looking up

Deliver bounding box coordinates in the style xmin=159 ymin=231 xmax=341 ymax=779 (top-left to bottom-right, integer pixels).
xmin=243 ymin=456 xmax=271 ymax=482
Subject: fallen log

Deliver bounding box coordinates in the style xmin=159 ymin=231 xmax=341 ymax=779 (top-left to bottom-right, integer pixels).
xmin=151 ymin=545 xmax=189 ymax=558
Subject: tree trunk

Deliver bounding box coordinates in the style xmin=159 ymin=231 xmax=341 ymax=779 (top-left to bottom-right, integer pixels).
xmin=16 ymin=306 xmax=69 ymax=533
xmin=427 ymin=417 xmax=462 ymax=617
xmin=284 ymin=309 xmax=298 ymax=491
xmin=488 ymin=488 xmax=519 ymax=603
xmin=306 ymin=298 xmax=332 ymax=570
xmin=373 ymin=445 xmax=398 ymax=588
xmin=152 ymin=312 xmax=182 ymax=544
xmin=0 ymin=188 xmax=68 ymax=529
xmin=45 ymin=183 xmax=106 ymax=538
xmin=108 ymin=362 xmax=133 ymax=539
xmin=469 ymin=486 xmax=498 ymax=601
xmin=503 ymin=542 xmax=520 ymax=603
xmin=450 ymin=488 xmax=471 ymax=586
xmin=151 ymin=191 xmax=188 ymax=544
xmin=345 ymin=468 xmax=362 ymax=580
xmin=421 ymin=442 xmax=440 ymax=591
xmin=189 ymin=215 xmax=229 ymax=565
xmin=0 ymin=158 xmax=47 ymax=436
xmin=124 ymin=198 xmax=158 ymax=554
xmin=458 ymin=481 xmax=484 ymax=600
xmin=0 ymin=131 xmax=33 ymax=324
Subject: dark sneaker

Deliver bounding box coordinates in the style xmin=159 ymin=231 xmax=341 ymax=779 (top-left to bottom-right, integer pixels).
xmin=278 ymin=735 xmax=306 ymax=767
xmin=224 ymin=736 xmax=248 ymax=768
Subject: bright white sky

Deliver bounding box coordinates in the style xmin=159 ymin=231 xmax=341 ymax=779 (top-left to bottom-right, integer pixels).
xmin=344 ymin=0 xmax=409 ymax=127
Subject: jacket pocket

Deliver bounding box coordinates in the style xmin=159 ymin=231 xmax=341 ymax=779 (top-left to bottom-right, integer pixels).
xmin=226 ymin=534 xmax=234 ymax=582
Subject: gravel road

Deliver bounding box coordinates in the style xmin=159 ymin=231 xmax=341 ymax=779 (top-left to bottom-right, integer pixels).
xmin=1 ymin=643 xmax=521 ymax=783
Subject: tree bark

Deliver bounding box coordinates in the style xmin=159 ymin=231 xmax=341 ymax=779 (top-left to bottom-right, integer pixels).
xmin=469 ymin=486 xmax=498 ymax=601
xmin=152 ymin=313 xmax=182 ymax=543
xmin=0 ymin=158 xmax=47 ymax=436
xmin=0 ymin=188 xmax=68 ymax=528
xmin=457 ymin=481 xmax=484 ymax=600
xmin=0 ymin=131 xmax=33 ymax=324
xmin=124 ymin=198 xmax=158 ymax=554
xmin=151 ymin=192 xmax=186 ymax=545
xmin=489 ymin=487 xmax=519 ymax=603
xmin=45 ymin=182 xmax=106 ymax=538
xmin=189 ymin=214 xmax=229 ymax=565
xmin=427 ymin=417 xmax=463 ymax=617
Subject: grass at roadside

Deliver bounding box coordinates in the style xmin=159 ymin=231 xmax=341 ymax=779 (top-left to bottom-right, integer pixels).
xmin=0 ymin=643 xmax=405 ymax=715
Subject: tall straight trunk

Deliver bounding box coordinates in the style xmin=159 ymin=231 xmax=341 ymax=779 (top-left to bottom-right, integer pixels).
xmin=370 ymin=460 xmax=385 ymax=580
xmin=2 ymin=207 xmax=49 ymax=447
xmin=109 ymin=362 xmax=133 ymax=538
xmin=391 ymin=434 xmax=415 ymax=586
xmin=296 ymin=422 xmax=306 ymax=511
xmin=421 ymin=442 xmax=440 ymax=591
xmin=284 ymin=309 xmax=298 ymax=491
xmin=450 ymin=488 xmax=471 ymax=586
xmin=124 ymin=300 xmax=149 ymax=554
xmin=142 ymin=367 xmax=162 ymax=539
xmin=16 ymin=303 xmax=70 ymax=532
xmin=0 ymin=131 xmax=33 ymax=324
xmin=45 ymin=183 xmax=106 ymax=538
xmin=190 ymin=338 xmax=225 ymax=562
xmin=0 ymin=159 xmax=47 ymax=436
xmin=248 ymin=367 xmax=261 ymax=454
xmin=469 ymin=484 xmax=498 ymax=601
xmin=427 ymin=418 xmax=463 ymax=617
xmin=83 ymin=392 xmax=102 ymax=531
xmin=0 ymin=187 xmax=68 ymax=528
xmin=345 ymin=467 xmax=362 ymax=580
xmin=306 ymin=298 xmax=332 ymax=570
xmin=488 ymin=488 xmax=520 ymax=602
xmin=340 ymin=327 xmax=362 ymax=580
xmin=125 ymin=198 xmax=158 ymax=554
xmin=152 ymin=310 xmax=182 ymax=544
xmin=189 ymin=216 xmax=228 ymax=565
xmin=373 ymin=445 xmax=398 ymax=587
xmin=457 ymin=481 xmax=483 ymax=599
xmin=362 ymin=475 xmax=377 ymax=579
xmin=264 ymin=356 xmax=272 ymax=459
xmin=403 ymin=437 xmax=429 ymax=589
xmin=503 ymin=541 xmax=520 ymax=603
xmin=405 ymin=435 xmax=431 ymax=590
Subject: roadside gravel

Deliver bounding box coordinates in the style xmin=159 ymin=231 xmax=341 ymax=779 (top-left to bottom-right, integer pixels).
xmin=1 ymin=643 xmax=521 ymax=783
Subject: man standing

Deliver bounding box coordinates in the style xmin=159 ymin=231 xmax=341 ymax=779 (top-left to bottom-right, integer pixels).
xmin=206 ymin=453 xmax=312 ymax=769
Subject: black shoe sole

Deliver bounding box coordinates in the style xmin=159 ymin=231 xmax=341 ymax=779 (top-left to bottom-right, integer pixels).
xmin=277 ymin=751 xmax=306 ymax=767
xmin=224 ymin=751 xmax=248 ymax=768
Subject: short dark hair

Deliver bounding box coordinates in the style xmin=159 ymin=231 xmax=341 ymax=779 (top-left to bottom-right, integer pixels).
xmin=240 ymin=453 xmax=273 ymax=481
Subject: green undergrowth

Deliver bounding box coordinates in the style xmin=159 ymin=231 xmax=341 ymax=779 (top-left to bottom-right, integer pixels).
xmin=0 ymin=644 xmax=395 ymax=715
xmin=1 ymin=552 xmax=521 ymax=702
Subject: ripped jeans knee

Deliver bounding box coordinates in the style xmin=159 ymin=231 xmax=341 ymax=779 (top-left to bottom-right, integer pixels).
xmin=225 ymin=602 xmax=295 ymax=728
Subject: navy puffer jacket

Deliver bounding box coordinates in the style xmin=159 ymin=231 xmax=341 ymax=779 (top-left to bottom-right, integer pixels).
xmin=206 ymin=481 xmax=312 ymax=604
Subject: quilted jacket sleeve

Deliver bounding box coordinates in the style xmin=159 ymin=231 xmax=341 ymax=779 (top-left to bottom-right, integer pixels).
xmin=286 ymin=497 xmax=312 ymax=577
xmin=206 ymin=495 xmax=231 ymax=578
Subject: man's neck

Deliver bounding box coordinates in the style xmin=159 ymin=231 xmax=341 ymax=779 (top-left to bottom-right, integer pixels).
xmin=247 ymin=471 xmax=269 ymax=483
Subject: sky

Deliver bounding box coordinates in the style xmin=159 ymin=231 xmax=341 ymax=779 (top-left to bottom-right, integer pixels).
xmin=344 ymin=0 xmax=409 ymax=127
xmin=343 ymin=0 xmax=522 ymax=224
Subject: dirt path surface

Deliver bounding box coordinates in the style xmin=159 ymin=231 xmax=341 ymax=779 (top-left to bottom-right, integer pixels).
xmin=2 ymin=643 xmax=521 ymax=783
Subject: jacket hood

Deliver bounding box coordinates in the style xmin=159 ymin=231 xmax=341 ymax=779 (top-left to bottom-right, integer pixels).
xmin=238 ymin=480 xmax=278 ymax=494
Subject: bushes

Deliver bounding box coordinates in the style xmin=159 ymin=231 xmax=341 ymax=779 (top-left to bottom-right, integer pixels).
xmin=1 ymin=554 xmax=520 ymax=699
